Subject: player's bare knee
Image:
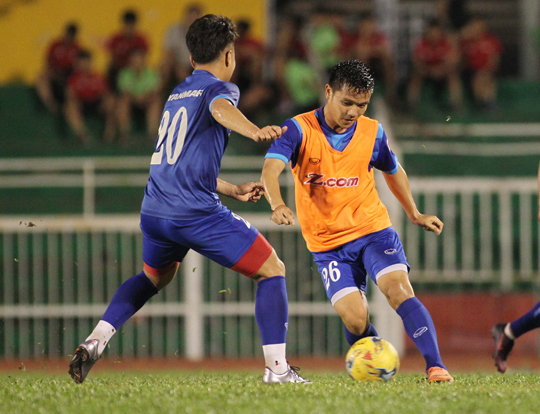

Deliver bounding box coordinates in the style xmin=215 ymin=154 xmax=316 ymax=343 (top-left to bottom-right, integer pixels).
xmin=252 ymin=251 xmax=286 ymax=281
xmin=378 ymin=271 xmax=414 ymax=310
xmin=144 ymin=266 xmax=178 ymax=291
xmin=344 ymin=314 xmax=369 ymax=336
xmin=383 ymin=282 xmax=414 ymax=310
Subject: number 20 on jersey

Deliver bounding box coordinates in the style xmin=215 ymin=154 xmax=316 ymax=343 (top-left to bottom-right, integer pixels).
xmin=151 ymin=107 xmax=188 ymax=165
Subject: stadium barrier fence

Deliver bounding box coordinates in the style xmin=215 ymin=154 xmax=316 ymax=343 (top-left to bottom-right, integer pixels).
xmin=1 ymin=167 xmax=538 ymax=359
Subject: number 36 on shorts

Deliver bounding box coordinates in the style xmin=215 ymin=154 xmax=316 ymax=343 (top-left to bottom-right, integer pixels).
xmin=321 ymin=261 xmax=341 ymax=291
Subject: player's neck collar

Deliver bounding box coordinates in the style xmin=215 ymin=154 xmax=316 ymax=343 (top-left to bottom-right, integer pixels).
xmin=316 ymin=107 xmax=356 ymax=136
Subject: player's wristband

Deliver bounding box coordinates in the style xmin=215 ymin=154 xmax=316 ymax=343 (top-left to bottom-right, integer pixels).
xmin=272 ymin=204 xmax=286 ymax=212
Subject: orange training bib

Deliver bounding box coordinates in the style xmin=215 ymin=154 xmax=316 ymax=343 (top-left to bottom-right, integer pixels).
xmin=291 ymin=111 xmax=392 ymax=252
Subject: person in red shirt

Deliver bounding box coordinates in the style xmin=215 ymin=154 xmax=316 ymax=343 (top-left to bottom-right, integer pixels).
xmin=106 ymin=10 xmax=149 ymax=92
xmin=36 ymin=23 xmax=81 ymax=113
xmin=232 ymin=19 xmax=275 ymax=118
xmin=461 ymin=17 xmax=502 ymax=109
xmin=354 ymin=16 xmax=396 ymax=101
xmin=65 ymin=50 xmax=115 ymax=144
xmin=408 ymin=20 xmax=462 ymax=111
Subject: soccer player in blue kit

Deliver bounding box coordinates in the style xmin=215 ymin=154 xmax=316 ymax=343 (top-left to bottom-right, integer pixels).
xmin=69 ymin=15 xmax=309 ymax=384
xmin=491 ymin=161 xmax=540 ymax=373
xmin=262 ymin=60 xmax=453 ymax=383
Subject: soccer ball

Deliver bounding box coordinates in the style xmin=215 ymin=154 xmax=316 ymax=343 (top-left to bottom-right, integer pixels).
xmin=345 ymin=336 xmax=400 ymax=382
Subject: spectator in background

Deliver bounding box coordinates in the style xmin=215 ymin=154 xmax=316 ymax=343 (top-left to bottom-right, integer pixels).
xmin=284 ymin=52 xmax=321 ymax=114
xmin=232 ymin=19 xmax=274 ymax=118
xmin=275 ymin=16 xmax=320 ymax=113
xmin=274 ymin=16 xmax=311 ymax=112
xmin=64 ymin=50 xmax=115 ymax=144
xmin=437 ymin=0 xmax=470 ymax=33
xmin=107 ymin=10 xmax=149 ymax=93
xmin=161 ymin=3 xmax=202 ymax=92
xmin=234 ymin=20 xmax=264 ymax=93
xmin=36 ymin=23 xmax=81 ymax=113
xmin=117 ymin=49 xmax=161 ymax=143
xmin=408 ymin=20 xmax=462 ymax=112
xmin=461 ymin=17 xmax=502 ymax=110
xmin=354 ymin=15 xmax=396 ymax=101
xmin=307 ymin=7 xmax=342 ymax=79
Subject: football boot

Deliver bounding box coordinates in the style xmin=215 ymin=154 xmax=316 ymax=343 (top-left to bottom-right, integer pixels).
xmin=68 ymin=339 xmax=101 ymax=384
xmin=263 ymin=365 xmax=311 ymax=384
xmin=492 ymin=323 xmax=514 ymax=373
xmin=427 ymin=367 xmax=454 ymax=383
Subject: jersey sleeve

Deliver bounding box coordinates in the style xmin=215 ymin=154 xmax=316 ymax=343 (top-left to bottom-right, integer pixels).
xmin=206 ymin=81 xmax=240 ymax=112
xmin=265 ymin=118 xmax=303 ymax=168
xmin=370 ymin=124 xmax=399 ymax=174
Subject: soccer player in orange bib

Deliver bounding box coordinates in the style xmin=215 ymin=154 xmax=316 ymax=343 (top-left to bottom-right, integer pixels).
xmin=261 ymin=60 xmax=453 ymax=383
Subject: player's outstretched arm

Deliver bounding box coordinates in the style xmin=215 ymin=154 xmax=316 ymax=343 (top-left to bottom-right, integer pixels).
xmin=383 ymin=164 xmax=444 ymax=235
xmin=261 ymin=158 xmax=295 ymax=225
xmin=216 ymin=178 xmax=265 ymax=203
xmin=211 ymin=98 xmax=287 ymax=142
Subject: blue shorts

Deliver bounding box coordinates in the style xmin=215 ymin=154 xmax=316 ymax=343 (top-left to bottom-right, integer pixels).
xmin=312 ymin=227 xmax=409 ymax=306
xmin=140 ymin=209 xmax=272 ymax=277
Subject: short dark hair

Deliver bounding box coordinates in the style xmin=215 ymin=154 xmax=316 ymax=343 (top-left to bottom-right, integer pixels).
xmin=328 ymin=60 xmax=375 ymax=94
xmin=237 ymin=19 xmax=250 ymax=35
xmin=123 ymin=10 xmax=137 ymax=24
xmin=427 ymin=18 xmax=441 ymax=29
xmin=186 ymin=14 xmax=238 ymax=64
xmin=186 ymin=3 xmax=202 ymax=15
xmin=77 ymin=50 xmax=92 ymax=60
xmin=65 ymin=23 xmax=78 ymax=37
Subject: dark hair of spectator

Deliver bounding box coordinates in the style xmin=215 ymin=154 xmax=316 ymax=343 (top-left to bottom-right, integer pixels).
xmin=77 ymin=50 xmax=92 ymax=60
xmin=469 ymin=15 xmax=485 ymax=23
xmin=359 ymin=12 xmax=375 ymax=21
xmin=66 ymin=23 xmax=78 ymax=37
xmin=328 ymin=60 xmax=375 ymax=94
xmin=292 ymin=15 xmax=305 ymax=28
xmin=187 ymin=3 xmax=202 ymax=14
xmin=186 ymin=14 xmax=239 ymax=64
xmin=123 ymin=10 xmax=137 ymax=24
xmin=237 ymin=20 xmax=250 ymax=36
xmin=313 ymin=5 xmax=335 ymax=15
xmin=427 ymin=18 xmax=442 ymax=29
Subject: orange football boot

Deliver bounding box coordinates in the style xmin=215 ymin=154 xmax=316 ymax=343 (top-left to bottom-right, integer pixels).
xmin=427 ymin=367 xmax=454 ymax=383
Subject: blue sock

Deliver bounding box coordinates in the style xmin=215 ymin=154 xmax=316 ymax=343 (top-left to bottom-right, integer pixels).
xmin=255 ymin=276 xmax=288 ymax=345
xmin=510 ymin=301 xmax=540 ymax=338
xmin=345 ymin=323 xmax=379 ymax=346
xmin=102 ymin=272 xmax=158 ymax=330
xmin=396 ymin=297 xmax=445 ymax=371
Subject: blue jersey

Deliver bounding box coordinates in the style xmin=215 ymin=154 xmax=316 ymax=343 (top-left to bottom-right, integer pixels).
xmin=141 ymin=70 xmax=240 ymax=220
xmin=265 ymin=107 xmax=398 ymax=174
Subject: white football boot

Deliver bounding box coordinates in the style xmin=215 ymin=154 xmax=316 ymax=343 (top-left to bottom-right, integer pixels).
xmin=262 ymin=365 xmax=311 ymax=384
xmin=68 ymin=339 xmax=101 ymax=384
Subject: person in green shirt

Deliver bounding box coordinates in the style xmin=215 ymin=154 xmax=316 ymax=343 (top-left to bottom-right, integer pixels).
xmin=117 ymin=48 xmax=161 ymax=142
xmin=284 ymin=57 xmax=320 ymax=113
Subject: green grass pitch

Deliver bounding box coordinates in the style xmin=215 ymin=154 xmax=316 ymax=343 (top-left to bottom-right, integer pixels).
xmin=1 ymin=371 xmax=539 ymax=414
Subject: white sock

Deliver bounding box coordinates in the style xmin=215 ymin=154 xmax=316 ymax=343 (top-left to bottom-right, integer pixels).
xmin=86 ymin=320 xmax=117 ymax=356
xmin=262 ymin=343 xmax=287 ymax=374
xmin=504 ymin=323 xmax=516 ymax=340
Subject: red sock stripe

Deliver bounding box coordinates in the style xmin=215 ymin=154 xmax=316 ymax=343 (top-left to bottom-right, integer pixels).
xmin=230 ymin=233 xmax=273 ymax=277
xmin=143 ymin=261 xmax=179 ymax=277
